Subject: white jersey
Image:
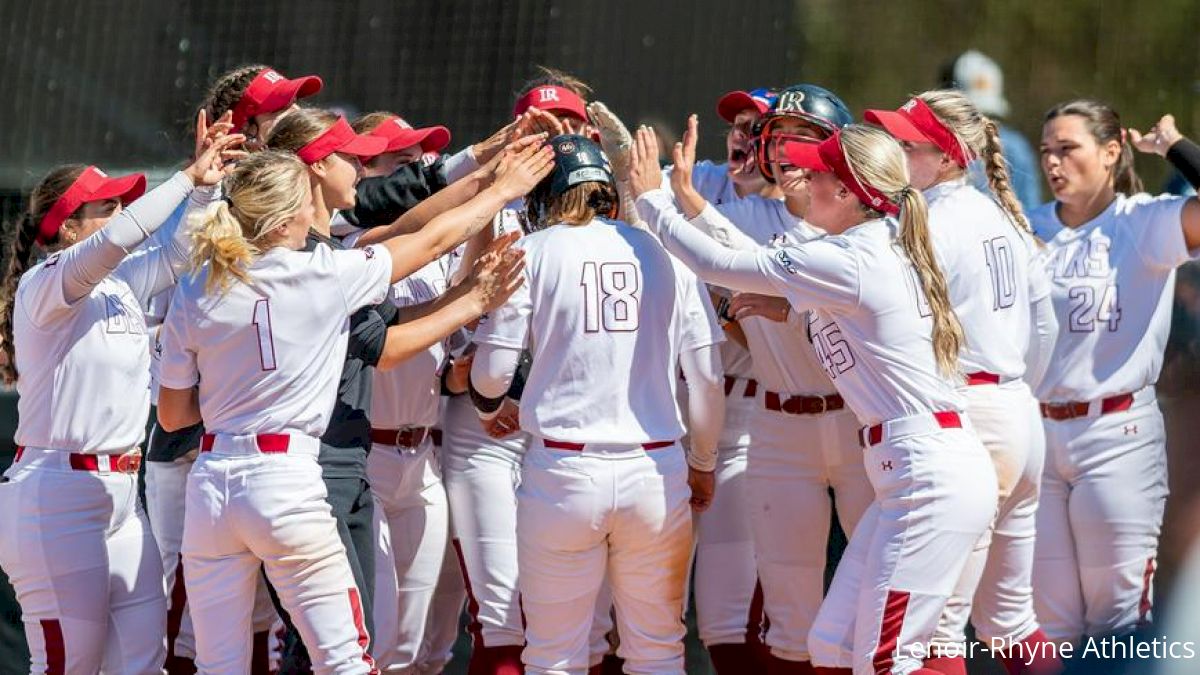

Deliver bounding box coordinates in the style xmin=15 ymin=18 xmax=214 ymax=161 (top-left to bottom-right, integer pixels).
xmin=926 ymin=179 xmax=1050 ymax=380
xmin=639 ymin=189 xmax=965 ymax=425
xmin=473 ymin=217 xmax=724 ymax=444
xmin=701 ymin=199 xmax=837 ymax=395
xmin=370 ymin=256 xmax=452 ymax=429
xmin=159 ymin=243 xmax=392 ymax=436
xmin=1029 ymin=193 xmax=1195 ymax=401
xmin=13 ymin=172 xmax=195 ymax=453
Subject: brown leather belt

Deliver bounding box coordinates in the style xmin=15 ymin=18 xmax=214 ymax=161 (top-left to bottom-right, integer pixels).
xmin=764 ymin=390 xmax=844 ymax=416
xmin=1039 ymin=393 xmax=1134 ymax=421
xmin=370 ymin=427 xmax=431 ymax=448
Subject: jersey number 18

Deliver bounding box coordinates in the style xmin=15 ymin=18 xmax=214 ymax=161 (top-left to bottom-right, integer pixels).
xmin=580 ymin=261 xmax=640 ymax=333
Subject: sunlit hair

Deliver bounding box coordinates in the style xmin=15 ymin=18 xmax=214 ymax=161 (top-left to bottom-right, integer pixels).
xmin=1044 ymin=99 xmax=1143 ymax=196
xmin=265 ymin=107 xmax=340 ymax=154
xmin=190 ymin=151 xmax=309 ymax=294
xmin=918 ymin=89 xmax=1032 ymax=236
xmin=840 ymin=124 xmax=964 ymax=377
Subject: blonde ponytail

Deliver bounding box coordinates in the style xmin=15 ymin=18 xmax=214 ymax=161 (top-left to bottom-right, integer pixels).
xmin=190 ymin=151 xmax=309 ymax=294
xmin=916 ymin=89 xmax=1033 ymax=237
xmin=840 ymin=124 xmax=964 ymax=378
xmin=897 ymin=187 xmax=963 ymax=377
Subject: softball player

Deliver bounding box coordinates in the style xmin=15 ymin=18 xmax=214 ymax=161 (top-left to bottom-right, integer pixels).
xmin=470 ymin=134 xmax=726 ymax=675
xmin=344 ymin=110 xmax=460 ymax=673
xmin=1029 ymin=101 xmax=1200 ymax=646
xmin=633 ymin=124 xmax=999 ymax=675
xmin=440 ymin=73 xmax=619 ymax=675
xmin=867 ymin=90 xmax=1061 ymax=675
xmin=0 ymin=123 xmax=240 ymax=673
xmin=668 ymin=86 xmax=876 ymax=674
xmin=153 ymin=141 xmax=551 ymax=674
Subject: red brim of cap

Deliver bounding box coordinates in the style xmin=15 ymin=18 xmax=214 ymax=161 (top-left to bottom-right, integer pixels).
xmin=337 ymin=133 xmax=388 ymax=158
xmin=87 ymin=172 xmax=147 ymax=204
xmin=258 ymin=75 xmax=325 ymax=116
xmin=383 ymin=126 xmax=452 ymax=154
xmin=863 ymin=109 xmax=932 ymax=144
xmin=716 ymin=91 xmax=767 ymax=124
xmin=781 ymin=141 xmax=829 ymax=171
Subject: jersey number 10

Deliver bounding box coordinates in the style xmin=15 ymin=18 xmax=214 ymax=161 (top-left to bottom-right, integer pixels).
xmin=253 ymin=298 xmax=278 ymax=371
xmin=580 ymin=261 xmax=640 ymax=332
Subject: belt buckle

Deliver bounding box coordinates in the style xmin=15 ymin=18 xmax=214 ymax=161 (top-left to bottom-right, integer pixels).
xmin=814 ymin=396 xmax=828 ymax=414
xmin=395 ymin=426 xmax=420 ymax=452
xmin=115 ymin=450 xmax=141 ymax=474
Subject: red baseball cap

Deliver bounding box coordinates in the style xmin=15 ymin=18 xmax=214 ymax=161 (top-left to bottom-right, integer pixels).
xmin=716 ymin=88 xmax=778 ymax=123
xmin=367 ymin=116 xmax=451 ymax=154
xmin=783 ymin=132 xmax=901 ymax=216
xmin=864 ymin=98 xmax=972 ymax=167
xmin=513 ymin=85 xmax=588 ymax=122
xmin=38 ymin=167 xmax=146 ymax=245
xmin=297 ymin=117 xmax=388 ymax=164
xmin=230 ymin=68 xmax=324 ymax=132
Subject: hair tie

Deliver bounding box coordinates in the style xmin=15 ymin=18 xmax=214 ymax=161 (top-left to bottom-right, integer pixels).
xmin=221 ymin=194 xmax=235 ymax=210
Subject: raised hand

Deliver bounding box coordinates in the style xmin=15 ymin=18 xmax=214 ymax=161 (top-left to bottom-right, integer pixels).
xmin=669 ymin=114 xmax=700 ymax=197
xmin=482 ymin=399 xmax=521 ymax=438
xmin=730 ymin=293 xmax=791 ymax=323
xmin=589 ymin=101 xmax=633 ymax=176
xmin=466 ymin=231 xmax=527 ymax=314
xmin=1129 ymin=114 xmax=1183 ymax=157
xmin=628 ymin=125 xmax=664 ymax=199
xmin=491 ymin=139 xmax=556 ymax=202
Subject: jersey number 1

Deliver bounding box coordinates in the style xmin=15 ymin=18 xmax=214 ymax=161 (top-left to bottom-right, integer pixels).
xmin=580 ymin=262 xmax=640 ymax=332
xmin=253 ymin=299 xmax=278 ymax=371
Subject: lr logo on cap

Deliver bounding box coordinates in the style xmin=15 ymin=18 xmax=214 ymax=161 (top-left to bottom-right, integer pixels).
xmin=538 ymin=88 xmax=560 ymax=103
xmin=777 ymin=90 xmax=807 ymax=112
xmin=901 ymin=99 xmax=918 ymax=113
xmin=262 ymin=70 xmax=284 ymax=84
xmin=394 ymin=117 xmax=413 ymax=130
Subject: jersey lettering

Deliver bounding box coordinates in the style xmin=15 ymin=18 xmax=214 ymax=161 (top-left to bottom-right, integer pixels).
xmin=810 ymin=319 xmax=855 ymax=379
xmin=102 ymin=293 xmax=145 ymax=335
xmin=903 ymin=265 xmax=933 ymax=318
xmin=1051 ymin=237 xmax=1110 ymax=280
xmin=1067 ymin=284 xmax=1121 ymax=333
xmin=982 ymin=236 xmax=1017 ymax=310
xmin=580 ymin=261 xmax=640 ymax=332
xmin=252 ymin=298 xmax=278 ymax=370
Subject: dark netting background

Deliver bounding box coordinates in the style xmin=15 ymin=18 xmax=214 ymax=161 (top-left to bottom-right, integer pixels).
xmin=0 ymin=2 xmax=1198 ymax=673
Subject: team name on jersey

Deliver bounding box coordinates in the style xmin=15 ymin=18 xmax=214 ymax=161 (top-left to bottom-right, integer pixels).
xmin=1047 ymin=236 xmax=1111 ymax=280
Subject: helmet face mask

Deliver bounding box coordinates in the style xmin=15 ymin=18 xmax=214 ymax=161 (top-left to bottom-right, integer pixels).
xmin=526 ymin=134 xmax=615 ymax=231
xmin=754 ymin=84 xmax=852 ymax=183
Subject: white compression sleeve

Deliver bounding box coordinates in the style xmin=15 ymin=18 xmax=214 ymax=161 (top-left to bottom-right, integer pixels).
xmin=679 ymin=342 xmax=724 ymax=472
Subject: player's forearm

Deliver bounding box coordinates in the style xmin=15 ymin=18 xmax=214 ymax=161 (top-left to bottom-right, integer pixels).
xmin=1023 ymin=293 xmax=1058 ymax=391
xmin=469 ymin=343 xmax=521 ymax=401
xmin=377 ymin=284 xmax=482 ymax=370
xmin=636 ymin=189 xmax=778 ymax=296
xmin=680 ymin=344 xmax=724 ymax=472
xmin=379 ymin=184 xmax=509 ymax=285
xmin=157 ymin=385 xmax=202 ymax=432
xmin=690 ymin=203 xmax=759 ymax=252
xmin=64 ymin=172 xmax=194 ymax=304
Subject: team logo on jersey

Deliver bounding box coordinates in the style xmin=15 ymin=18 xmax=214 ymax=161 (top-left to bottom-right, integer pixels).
xmin=538 ymin=87 xmax=560 ymax=103
xmin=363 ymin=247 xmax=376 ymax=260
xmin=776 ymin=90 xmax=806 ymax=112
xmin=773 ymin=249 xmax=797 ymax=275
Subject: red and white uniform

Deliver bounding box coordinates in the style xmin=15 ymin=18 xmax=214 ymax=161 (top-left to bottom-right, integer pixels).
xmin=0 ymin=172 xmax=197 ymax=674
xmin=159 ymin=242 xmax=393 ymax=675
xmin=685 ymin=196 xmax=873 ymax=664
xmin=640 ymin=189 xmax=997 ymax=675
xmin=1029 ymin=193 xmax=1196 ymax=642
xmin=921 ymin=178 xmax=1056 ymax=656
xmin=471 ymin=216 xmax=724 ymax=674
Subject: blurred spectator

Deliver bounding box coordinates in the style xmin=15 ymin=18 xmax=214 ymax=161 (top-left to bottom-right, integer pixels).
xmin=942 ymin=50 xmax=1044 ymax=211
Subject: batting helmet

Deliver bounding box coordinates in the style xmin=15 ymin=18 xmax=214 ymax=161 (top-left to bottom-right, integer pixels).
xmin=526 ymin=134 xmax=616 ymax=229
xmin=754 ymin=84 xmax=853 ymax=182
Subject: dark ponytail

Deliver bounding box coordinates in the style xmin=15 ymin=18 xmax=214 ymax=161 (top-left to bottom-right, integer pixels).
xmin=0 ymin=164 xmax=86 ymax=383
xmin=1044 ymin=99 xmax=1144 ymax=196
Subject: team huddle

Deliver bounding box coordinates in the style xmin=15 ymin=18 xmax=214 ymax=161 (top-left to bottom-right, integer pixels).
xmin=0 ymin=59 xmax=1197 ymax=675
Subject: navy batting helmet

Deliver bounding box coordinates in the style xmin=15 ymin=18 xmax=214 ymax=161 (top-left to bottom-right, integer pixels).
xmin=754 ymin=84 xmax=853 ymax=182
xmin=526 ymin=134 xmax=616 ymax=229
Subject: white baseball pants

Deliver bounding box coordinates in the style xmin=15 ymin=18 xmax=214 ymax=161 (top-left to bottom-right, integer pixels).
xmin=183 ymin=434 xmax=373 ymax=675
xmin=1033 ymin=388 xmax=1167 ymax=643
xmin=808 ymin=418 xmax=997 ymax=675
xmin=517 ymin=441 xmax=693 ymax=675
xmin=0 ymin=448 xmax=167 ymax=674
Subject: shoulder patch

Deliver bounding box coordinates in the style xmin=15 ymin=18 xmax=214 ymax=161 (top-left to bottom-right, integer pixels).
xmin=363 ymin=247 xmax=376 ymax=260
xmin=43 ymin=253 xmax=60 ymax=269
xmin=774 ymin=249 xmax=798 ymax=275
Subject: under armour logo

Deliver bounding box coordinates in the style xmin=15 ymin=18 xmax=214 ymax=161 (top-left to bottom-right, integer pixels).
xmin=881 ymin=460 xmax=894 ymax=471
xmin=538 ymin=87 xmax=560 ymax=103
xmin=1124 ymin=425 xmax=1138 ymax=435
